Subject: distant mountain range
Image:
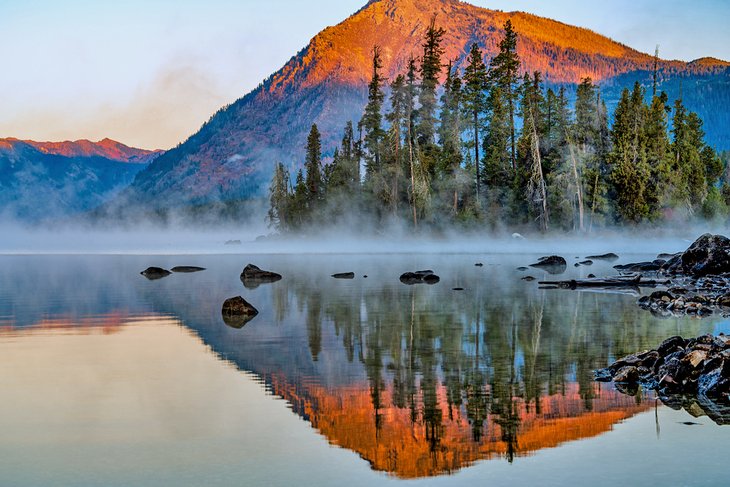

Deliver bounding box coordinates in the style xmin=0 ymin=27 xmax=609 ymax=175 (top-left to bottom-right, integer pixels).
xmin=0 ymin=138 xmax=161 ymax=221
xmin=5 ymin=0 xmax=730 ymax=219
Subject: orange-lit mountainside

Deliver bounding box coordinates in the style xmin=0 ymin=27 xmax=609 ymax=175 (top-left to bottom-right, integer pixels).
xmin=0 ymin=138 xmax=161 ymax=220
xmin=121 ymin=0 xmax=730 ymax=209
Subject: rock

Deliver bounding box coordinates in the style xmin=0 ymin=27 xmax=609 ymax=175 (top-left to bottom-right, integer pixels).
xmin=423 ymin=274 xmax=441 ymax=285
xmin=332 ymin=272 xmax=355 ymax=279
xmin=511 ymin=233 xmax=525 ymax=240
xmin=650 ymin=290 xmax=675 ymax=302
xmin=665 ymin=234 xmax=730 ymax=277
xmin=140 ymin=267 xmax=172 ymax=280
xmin=221 ymin=296 xmax=259 ymax=329
xmin=475 ymin=263 xmax=484 ymax=267
xmin=614 ymin=261 xmax=662 ymax=272
xmin=529 ymin=256 xmax=567 ymax=274
xmin=171 ymin=266 xmax=206 ymax=273
xmin=517 ymin=267 xmax=529 ymax=271
xmin=577 ymin=260 xmax=594 ymax=266
xmin=587 ymin=273 xmax=596 ymax=278
xmin=613 ymin=366 xmax=640 ymax=383
xmin=585 ymin=253 xmax=619 ymax=261
xmin=400 ymin=270 xmax=439 ymax=285
xmin=658 ymin=252 xmax=682 ymax=260
xmin=522 ymin=276 xmax=536 ymax=282
xmin=240 ymin=264 xmax=282 ymax=289
xmin=453 ymin=287 xmax=465 ymax=291
xmin=657 ymin=336 xmax=687 ymax=356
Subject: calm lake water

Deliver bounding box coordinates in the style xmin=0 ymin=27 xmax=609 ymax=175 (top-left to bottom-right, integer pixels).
xmin=1 ymin=252 xmax=729 ymax=486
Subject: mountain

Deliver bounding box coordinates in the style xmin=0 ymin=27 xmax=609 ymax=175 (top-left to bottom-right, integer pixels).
xmin=122 ymin=0 xmax=730 ymax=209
xmin=0 ymin=138 xmax=161 ymax=221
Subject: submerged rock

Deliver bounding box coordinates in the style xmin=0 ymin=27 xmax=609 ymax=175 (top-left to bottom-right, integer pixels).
xmin=585 ymin=253 xmax=619 ymax=261
xmin=240 ymin=264 xmax=282 ymax=289
xmin=171 ymin=266 xmax=206 ymax=273
xmin=140 ymin=267 xmax=172 ymax=280
xmin=221 ymin=296 xmax=259 ymax=329
xmin=529 ymin=256 xmax=567 ymax=275
xmin=332 ymin=272 xmax=355 ymax=279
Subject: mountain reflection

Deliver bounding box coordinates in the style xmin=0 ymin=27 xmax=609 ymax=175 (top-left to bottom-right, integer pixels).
xmin=0 ymin=255 xmax=719 ymax=479
xmin=245 ymin=280 xmax=661 ymax=478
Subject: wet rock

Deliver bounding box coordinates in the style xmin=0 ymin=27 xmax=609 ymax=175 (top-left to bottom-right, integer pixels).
xmin=585 ymin=253 xmax=619 ymax=261
xmin=241 ymin=264 xmax=282 ymax=289
xmin=475 ymin=263 xmax=484 ymax=267
xmin=529 ymin=256 xmax=567 ymax=274
xmin=597 ymin=334 xmax=730 ymax=405
xmin=221 ymin=296 xmax=259 ymax=329
xmin=517 ymin=267 xmax=529 ymax=271
xmin=576 ymin=260 xmax=594 ymax=266
xmin=522 ymin=276 xmax=536 ymax=282
xmin=657 ymin=336 xmax=687 ymax=356
xmin=613 ymin=366 xmax=639 ymax=383
xmin=423 ymin=274 xmax=441 ymax=285
xmin=141 ymin=267 xmax=172 ymax=280
xmin=453 ymin=287 xmax=465 ymax=291
xmin=332 ymin=272 xmax=355 ymax=279
xmin=614 ymin=261 xmax=663 ymax=272
xmin=587 ymin=273 xmax=596 ymax=278
xmin=658 ymin=252 xmax=682 ymax=260
xmin=400 ymin=270 xmax=440 ymax=285
xmin=665 ymin=234 xmax=730 ymax=277
xmin=171 ymin=266 xmax=206 ymax=273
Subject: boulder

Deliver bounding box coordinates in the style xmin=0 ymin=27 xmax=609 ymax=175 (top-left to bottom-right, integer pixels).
xmin=665 ymin=234 xmax=730 ymax=277
xmin=332 ymin=272 xmax=355 ymax=279
xmin=240 ymin=264 xmax=282 ymax=289
xmin=140 ymin=267 xmax=172 ymax=280
xmin=221 ymin=296 xmax=259 ymax=329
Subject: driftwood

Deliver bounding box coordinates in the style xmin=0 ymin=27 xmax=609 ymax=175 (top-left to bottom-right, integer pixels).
xmin=539 ymin=274 xmax=670 ymax=290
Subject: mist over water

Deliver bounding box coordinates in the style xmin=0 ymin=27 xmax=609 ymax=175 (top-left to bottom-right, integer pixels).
xmin=0 ymin=215 xmax=725 ymax=256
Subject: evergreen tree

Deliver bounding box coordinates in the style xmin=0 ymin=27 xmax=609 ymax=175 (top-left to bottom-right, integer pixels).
xmin=305 ymin=123 xmax=323 ymax=208
xmin=268 ymin=162 xmax=290 ymax=230
xmin=362 ymin=46 xmax=387 ymax=182
xmin=437 ymin=63 xmax=464 ymax=215
xmin=489 ymin=20 xmax=521 ymax=171
xmin=416 ymin=16 xmax=446 ymax=178
xmin=462 ymin=43 xmax=489 ymax=203
xmin=608 ymin=84 xmax=650 ymax=223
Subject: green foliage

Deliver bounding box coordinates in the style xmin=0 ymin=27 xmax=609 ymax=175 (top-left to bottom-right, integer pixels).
xmin=266 ymin=21 xmax=721 ymax=235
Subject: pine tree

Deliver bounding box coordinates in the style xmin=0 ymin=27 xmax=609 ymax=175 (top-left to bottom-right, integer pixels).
xmin=362 ymin=46 xmax=386 ymax=182
xmin=437 ymin=63 xmax=464 ymax=215
xmin=268 ymin=162 xmax=290 ymax=230
xmin=305 ymin=124 xmax=323 ymax=207
xmin=608 ymin=84 xmax=650 ymax=223
xmin=385 ymin=74 xmax=408 ymax=214
xmin=416 ymin=16 xmax=445 ymax=178
xmin=489 ymin=20 xmax=521 ymax=171
xmin=462 ymin=43 xmax=489 ymax=203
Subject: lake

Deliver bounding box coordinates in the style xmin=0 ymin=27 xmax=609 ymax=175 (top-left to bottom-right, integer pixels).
xmin=1 ymin=251 xmax=729 ymax=486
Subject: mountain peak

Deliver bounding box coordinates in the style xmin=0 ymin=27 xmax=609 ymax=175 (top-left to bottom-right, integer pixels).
xmin=0 ymin=137 xmax=161 ymax=163
xmin=123 ymin=0 xmax=730 ymax=208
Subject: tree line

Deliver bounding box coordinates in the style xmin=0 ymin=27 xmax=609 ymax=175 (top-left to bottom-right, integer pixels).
xmin=268 ymin=19 xmax=727 ymax=234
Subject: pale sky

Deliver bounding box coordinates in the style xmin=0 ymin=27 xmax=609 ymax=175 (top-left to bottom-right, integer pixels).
xmin=1 ymin=0 xmax=728 ymax=150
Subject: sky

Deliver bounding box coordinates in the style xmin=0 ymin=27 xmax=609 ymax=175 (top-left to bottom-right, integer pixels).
xmin=1 ymin=0 xmax=728 ymax=150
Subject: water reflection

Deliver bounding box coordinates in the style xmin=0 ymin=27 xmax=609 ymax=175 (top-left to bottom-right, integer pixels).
xmin=0 ymin=254 xmax=724 ymax=481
